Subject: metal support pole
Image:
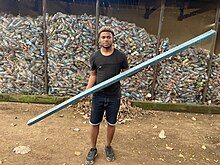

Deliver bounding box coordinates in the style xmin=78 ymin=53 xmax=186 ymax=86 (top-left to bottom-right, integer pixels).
xmin=137 ymin=0 xmax=140 ymax=13
xmin=95 ymin=0 xmax=100 ymax=51
xmin=151 ymin=0 xmax=166 ymax=99
xmin=43 ymin=0 xmax=49 ymax=94
xmin=202 ymin=5 xmax=220 ymax=103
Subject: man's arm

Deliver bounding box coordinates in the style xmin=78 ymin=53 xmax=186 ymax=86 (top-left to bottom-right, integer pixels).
xmin=86 ymin=70 xmax=96 ymax=89
xmin=121 ymin=53 xmax=129 ymax=72
xmin=121 ymin=68 xmax=128 ymax=72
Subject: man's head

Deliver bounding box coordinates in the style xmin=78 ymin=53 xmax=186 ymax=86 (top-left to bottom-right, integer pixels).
xmin=98 ymin=26 xmax=114 ymax=49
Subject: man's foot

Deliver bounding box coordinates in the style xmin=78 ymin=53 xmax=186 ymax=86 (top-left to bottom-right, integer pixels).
xmin=86 ymin=148 xmax=97 ymax=165
xmin=105 ymin=145 xmax=115 ymax=162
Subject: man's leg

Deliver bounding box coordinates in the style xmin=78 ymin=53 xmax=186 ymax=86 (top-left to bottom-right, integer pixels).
xmin=178 ymin=0 xmax=185 ymax=21
xmin=105 ymin=124 xmax=116 ymax=161
xmin=90 ymin=125 xmax=100 ymax=148
xmin=86 ymin=125 xmax=99 ymax=164
xmin=105 ymin=97 xmax=120 ymax=146
xmin=106 ymin=124 xmax=115 ymax=146
xmin=105 ymin=97 xmax=120 ymax=161
xmin=89 ymin=95 xmax=104 ymax=148
xmin=86 ymin=95 xmax=104 ymax=164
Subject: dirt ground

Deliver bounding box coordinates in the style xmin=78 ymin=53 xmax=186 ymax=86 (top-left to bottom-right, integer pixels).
xmin=0 ymin=102 xmax=220 ymax=165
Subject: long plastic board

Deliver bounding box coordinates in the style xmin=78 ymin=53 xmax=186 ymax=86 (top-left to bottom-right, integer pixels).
xmin=27 ymin=30 xmax=216 ymax=126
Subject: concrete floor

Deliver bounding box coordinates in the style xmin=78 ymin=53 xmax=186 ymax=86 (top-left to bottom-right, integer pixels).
xmin=110 ymin=6 xmax=219 ymax=54
xmin=68 ymin=3 xmax=219 ymax=54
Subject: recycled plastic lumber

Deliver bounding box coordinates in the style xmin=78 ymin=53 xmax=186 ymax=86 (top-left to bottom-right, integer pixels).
xmin=27 ymin=29 xmax=216 ymax=126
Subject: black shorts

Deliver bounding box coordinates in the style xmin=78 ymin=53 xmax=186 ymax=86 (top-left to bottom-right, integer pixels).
xmin=90 ymin=94 xmax=120 ymax=126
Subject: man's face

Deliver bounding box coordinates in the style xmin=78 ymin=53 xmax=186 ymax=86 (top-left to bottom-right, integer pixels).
xmin=99 ymin=31 xmax=113 ymax=49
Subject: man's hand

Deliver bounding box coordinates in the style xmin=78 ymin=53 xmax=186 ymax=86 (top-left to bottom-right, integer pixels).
xmin=86 ymin=70 xmax=97 ymax=89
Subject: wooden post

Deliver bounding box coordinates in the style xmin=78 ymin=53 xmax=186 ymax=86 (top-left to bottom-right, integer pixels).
xmin=95 ymin=0 xmax=100 ymax=51
xmin=202 ymin=5 xmax=220 ymax=103
xmin=43 ymin=0 xmax=49 ymax=94
xmin=151 ymin=0 xmax=166 ymax=99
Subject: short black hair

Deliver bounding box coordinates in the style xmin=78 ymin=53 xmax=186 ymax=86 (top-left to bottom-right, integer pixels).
xmin=98 ymin=26 xmax=114 ymax=38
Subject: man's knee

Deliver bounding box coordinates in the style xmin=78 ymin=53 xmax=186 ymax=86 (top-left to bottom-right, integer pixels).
xmin=107 ymin=121 xmax=117 ymax=127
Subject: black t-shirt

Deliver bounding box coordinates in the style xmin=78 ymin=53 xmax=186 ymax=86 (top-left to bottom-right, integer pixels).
xmin=90 ymin=49 xmax=129 ymax=97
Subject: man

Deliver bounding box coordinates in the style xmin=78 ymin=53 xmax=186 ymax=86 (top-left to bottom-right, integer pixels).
xmin=85 ymin=26 xmax=129 ymax=164
xmin=177 ymin=0 xmax=190 ymax=21
xmin=144 ymin=0 xmax=159 ymax=19
xmin=100 ymin=0 xmax=111 ymax=16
